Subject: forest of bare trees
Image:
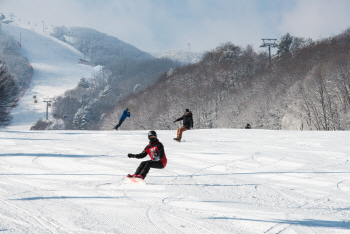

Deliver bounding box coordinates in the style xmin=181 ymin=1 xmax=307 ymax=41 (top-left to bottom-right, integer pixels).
xmin=101 ymin=29 xmax=350 ymax=131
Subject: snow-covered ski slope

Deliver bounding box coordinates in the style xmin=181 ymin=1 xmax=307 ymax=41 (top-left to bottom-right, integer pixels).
xmin=2 ymin=23 xmax=99 ymax=129
xmin=0 ymin=129 xmax=349 ymax=233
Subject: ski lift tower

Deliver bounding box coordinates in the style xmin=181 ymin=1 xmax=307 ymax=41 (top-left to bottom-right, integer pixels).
xmin=260 ymin=39 xmax=277 ymax=65
xmin=43 ymin=98 xmax=52 ymax=120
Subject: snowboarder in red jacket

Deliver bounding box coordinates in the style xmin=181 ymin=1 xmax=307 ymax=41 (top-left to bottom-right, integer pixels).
xmin=127 ymin=130 xmax=167 ymax=180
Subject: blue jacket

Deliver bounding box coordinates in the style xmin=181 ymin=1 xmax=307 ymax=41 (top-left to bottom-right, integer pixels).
xmin=120 ymin=110 xmax=130 ymax=121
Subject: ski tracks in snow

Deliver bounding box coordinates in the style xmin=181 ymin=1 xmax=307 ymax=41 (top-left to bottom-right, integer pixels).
xmin=1 ymin=130 xmax=350 ymax=233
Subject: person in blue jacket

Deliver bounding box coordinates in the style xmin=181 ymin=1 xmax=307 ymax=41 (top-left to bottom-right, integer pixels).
xmin=114 ymin=108 xmax=130 ymax=130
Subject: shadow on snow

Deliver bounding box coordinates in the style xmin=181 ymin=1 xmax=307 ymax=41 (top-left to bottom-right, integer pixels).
xmin=0 ymin=153 xmax=106 ymax=158
xmin=206 ymin=217 xmax=350 ymax=229
xmin=11 ymin=196 xmax=122 ymax=201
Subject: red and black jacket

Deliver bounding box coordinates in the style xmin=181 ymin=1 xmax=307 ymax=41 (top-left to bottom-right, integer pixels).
xmin=134 ymin=140 xmax=167 ymax=167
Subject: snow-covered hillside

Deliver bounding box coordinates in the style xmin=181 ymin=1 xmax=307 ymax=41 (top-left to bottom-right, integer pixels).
xmin=0 ymin=129 xmax=349 ymax=233
xmin=151 ymin=49 xmax=204 ymax=64
xmin=2 ymin=23 xmax=99 ymax=129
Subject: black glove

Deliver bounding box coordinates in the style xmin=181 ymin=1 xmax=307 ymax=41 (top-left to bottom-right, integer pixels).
xmin=173 ymin=120 xmax=176 ymax=123
xmin=128 ymin=153 xmax=135 ymax=158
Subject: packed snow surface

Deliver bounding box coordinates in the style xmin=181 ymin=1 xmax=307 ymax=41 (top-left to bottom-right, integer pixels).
xmin=2 ymin=23 xmax=99 ymax=129
xmin=0 ymin=129 xmax=349 ymax=233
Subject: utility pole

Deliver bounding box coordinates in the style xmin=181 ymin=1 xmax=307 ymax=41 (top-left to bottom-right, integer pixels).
xmin=43 ymin=98 xmax=52 ymax=120
xmin=188 ymin=43 xmax=190 ymax=51
xmin=260 ymin=39 xmax=277 ymax=65
xmin=20 ymin=33 xmax=21 ymax=47
xmin=42 ymin=21 xmax=45 ymax=32
xmin=82 ymin=40 xmax=85 ymax=60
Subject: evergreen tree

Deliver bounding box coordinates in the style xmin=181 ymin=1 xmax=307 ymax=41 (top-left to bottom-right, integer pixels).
xmin=276 ymin=33 xmax=293 ymax=57
xmin=78 ymin=77 xmax=90 ymax=89
xmin=0 ymin=63 xmax=18 ymax=127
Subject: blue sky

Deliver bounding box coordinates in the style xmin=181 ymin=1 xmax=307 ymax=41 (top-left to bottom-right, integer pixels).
xmin=1 ymin=0 xmax=350 ymax=53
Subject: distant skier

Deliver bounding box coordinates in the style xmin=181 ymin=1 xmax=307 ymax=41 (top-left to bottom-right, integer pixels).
xmin=245 ymin=123 xmax=251 ymax=129
xmin=173 ymin=109 xmax=193 ymax=142
xmin=126 ymin=130 xmax=167 ymax=180
xmin=113 ymin=108 xmax=130 ymax=130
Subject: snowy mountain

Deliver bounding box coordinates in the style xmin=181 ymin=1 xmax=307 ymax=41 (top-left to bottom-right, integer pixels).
xmin=1 ymin=23 xmax=99 ymax=129
xmin=2 ymin=21 xmax=181 ymax=131
xmin=151 ymin=49 xmax=204 ymax=64
xmin=51 ymin=26 xmax=154 ymax=66
xmin=0 ymin=129 xmax=349 ymax=233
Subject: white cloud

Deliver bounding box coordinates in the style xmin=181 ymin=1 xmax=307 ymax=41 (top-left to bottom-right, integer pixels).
xmin=1 ymin=0 xmax=349 ymax=53
xmin=279 ymin=0 xmax=350 ymax=39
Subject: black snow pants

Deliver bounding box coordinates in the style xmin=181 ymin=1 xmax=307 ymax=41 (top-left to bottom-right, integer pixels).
xmin=115 ymin=119 xmax=124 ymax=129
xmin=135 ymin=160 xmax=164 ymax=178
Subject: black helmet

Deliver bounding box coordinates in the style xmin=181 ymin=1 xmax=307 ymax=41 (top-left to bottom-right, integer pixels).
xmin=148 ymin=130 xmax=157 ymax=140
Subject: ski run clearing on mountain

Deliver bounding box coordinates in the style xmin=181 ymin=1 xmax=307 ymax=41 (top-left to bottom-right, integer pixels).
xmin=0 ymin=129 xmax=350 ymax=233
xmin=2 ymin=23 xmax=99 ymax=129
